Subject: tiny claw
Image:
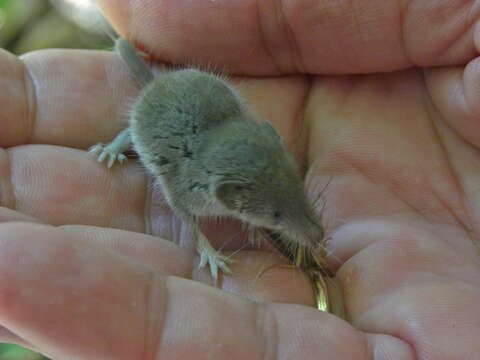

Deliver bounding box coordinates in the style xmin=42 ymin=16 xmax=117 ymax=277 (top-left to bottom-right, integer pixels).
xmin=88 ymin=145 xmax=99 ymax=155
xmin=107 ymin=156 xmax=114 ymax=168
xmin=210 ymin=263 xmax=218 ymax=280
xmin=98 ymin=151 xmax=107 ymax=163
xmin=219 ymin=261 xmax=232 ymax=274
xmin=199 ymin=253 xmax=207 ymax=269
xmin=198 ymin=249 xmax=232 ymax=280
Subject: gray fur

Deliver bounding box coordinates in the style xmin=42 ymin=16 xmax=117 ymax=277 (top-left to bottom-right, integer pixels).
xmin=90 ymin=38 xmax=324 ymax=280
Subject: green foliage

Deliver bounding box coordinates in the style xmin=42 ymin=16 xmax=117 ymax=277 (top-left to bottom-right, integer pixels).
xmin=0 ymin=344 xmax=46 ymax=359
xmin=0 ymin=0 xmax=14 ymax=9
xmin=0 ymin=0 xmax=109 ymax=54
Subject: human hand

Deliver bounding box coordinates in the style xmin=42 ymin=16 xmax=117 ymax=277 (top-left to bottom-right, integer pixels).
xmin=0 ymin=0 xmax=479 ymax=359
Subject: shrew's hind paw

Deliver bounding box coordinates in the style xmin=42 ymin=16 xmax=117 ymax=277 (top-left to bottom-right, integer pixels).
xmin=197 ymin=232 xmax=233 ymax=280
xmin=199 ymin=248 xmax=232 ymax=280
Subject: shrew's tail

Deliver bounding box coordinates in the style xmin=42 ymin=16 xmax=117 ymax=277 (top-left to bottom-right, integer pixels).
xmin=115 ymin=38 xmax=154 ymax=86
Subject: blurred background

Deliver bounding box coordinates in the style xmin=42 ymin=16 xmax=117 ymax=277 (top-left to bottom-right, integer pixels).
xmin=0 ymin=0 xmax=112 ymax=55
xmin=0 ymin=1 xmax=111 ymax=358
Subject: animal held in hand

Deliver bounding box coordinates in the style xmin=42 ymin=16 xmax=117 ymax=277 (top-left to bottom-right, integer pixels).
xmin=90 ymin=38 xmax=324 ymax=280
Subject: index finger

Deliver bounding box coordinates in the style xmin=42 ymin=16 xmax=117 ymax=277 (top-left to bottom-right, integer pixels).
xmin=0 ymin=48 xmax=307 ymax=149
xmin=0 ymin=48 xmax=136 ymax=149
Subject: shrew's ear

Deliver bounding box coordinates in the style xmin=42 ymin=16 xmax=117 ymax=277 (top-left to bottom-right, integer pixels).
xmin=214 ymin=181 xmax=253 ymax=211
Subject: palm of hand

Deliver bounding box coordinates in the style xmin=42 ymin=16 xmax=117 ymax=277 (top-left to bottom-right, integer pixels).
xmin=1 ymin=1 xmax=480 ymax=359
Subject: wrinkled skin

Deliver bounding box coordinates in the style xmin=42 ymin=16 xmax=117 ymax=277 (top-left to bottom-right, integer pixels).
xmin=0 ymin=0 xmax=480 ymax=359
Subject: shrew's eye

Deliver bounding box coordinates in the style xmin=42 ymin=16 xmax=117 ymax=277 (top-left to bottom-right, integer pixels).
xmin=273 ymin=211 xmax=282 ymax=219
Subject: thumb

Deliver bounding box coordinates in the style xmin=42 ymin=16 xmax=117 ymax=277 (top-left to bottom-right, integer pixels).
xmin=98 ymin=0 xmax=474 ymax=75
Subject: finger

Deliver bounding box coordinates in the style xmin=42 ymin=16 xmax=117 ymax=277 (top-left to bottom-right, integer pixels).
xmin=0 ymin=50 xmax=32 ymax=148
xmin=0 ymin=222 xmax=156 ymax=359
xmin=1 ymin=49 xmax=306 ymax=152
xmin=99 ymin=0 xmax=477 ymax=75
xmin=0 ymin=48 xmax=136 ymax=149
xmin=0 ymin=207 xmax=41 ymax=224
xmin=60 ymin=225 xmax=193 ymax=276
xmin=2 ymin=145 xmax=147 ymax=231
xmin=329 ymin=219 xmax=480 ymax=359
xmin=60 ymin=225 xmax=315 ymax=304
xmin=0 ymin=223 xmax=414 ymax=360
xmin=425 ymin=58 xmax=480 ymax=148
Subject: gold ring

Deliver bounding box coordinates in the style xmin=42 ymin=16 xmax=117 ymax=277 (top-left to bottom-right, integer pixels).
xmin=311 ymin=272 xmax=330 ymax=312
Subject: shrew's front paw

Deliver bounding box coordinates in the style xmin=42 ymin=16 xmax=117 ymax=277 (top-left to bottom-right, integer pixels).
xmin=89 ymin=143 xmax=127 ymax=168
